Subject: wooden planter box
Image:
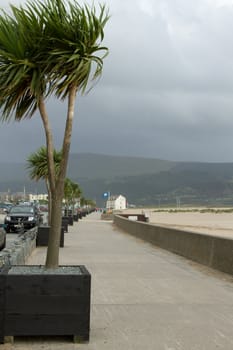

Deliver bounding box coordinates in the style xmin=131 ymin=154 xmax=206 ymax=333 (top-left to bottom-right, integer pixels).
xmin=0 ymin=265 xmax=8 ymax=344
xmin=0 ymin=265 xmax=91 ymax=343
xmin=68 ymin=216 xmax=74 ymax=226
xmin=36 ymin=226 xmax=64 ymax=247
xmin=61 ymin=217 xmax=69 ymax=233
xmin=63 ymin=215 xmax=73 ymax=226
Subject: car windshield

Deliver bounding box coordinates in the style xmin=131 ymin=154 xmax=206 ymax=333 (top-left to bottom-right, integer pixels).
xmin=10 ymin=206 xmax=34 ymax=214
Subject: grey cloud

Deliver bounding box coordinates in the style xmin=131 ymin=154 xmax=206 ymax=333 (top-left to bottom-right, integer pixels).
xmin=0 ymin=0 xmax=233 ymax=162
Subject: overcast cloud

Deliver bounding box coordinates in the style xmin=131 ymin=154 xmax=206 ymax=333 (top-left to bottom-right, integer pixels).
xmin=1 ymin=0 xmax=233 ymax=162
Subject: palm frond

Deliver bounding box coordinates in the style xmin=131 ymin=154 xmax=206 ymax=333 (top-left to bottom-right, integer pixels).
xmin=27 ymin=146 xmax=62 ymax=181
xmin=0 ymin=0 xmax=109 ymax=121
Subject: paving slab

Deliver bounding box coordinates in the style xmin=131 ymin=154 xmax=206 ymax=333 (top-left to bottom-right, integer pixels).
xmin=1 ymin=212 xmax=233 ymax=349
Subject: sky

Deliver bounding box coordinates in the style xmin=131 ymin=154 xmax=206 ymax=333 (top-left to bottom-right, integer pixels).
xmin=1 ymin=0 xmax=233 ymax=162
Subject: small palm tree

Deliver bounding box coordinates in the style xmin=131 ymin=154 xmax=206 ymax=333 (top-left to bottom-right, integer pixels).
xmin=64 ymin=178 xmax=82 ymax=215
xmin=0 ymin=0 xmax=109 ymax=268
xmin=27 ymin=146 xmax=62 ymax=225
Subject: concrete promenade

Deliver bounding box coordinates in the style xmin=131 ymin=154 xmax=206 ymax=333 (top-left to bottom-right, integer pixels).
xmin=1 ymin=212 xmax=233 ymax=349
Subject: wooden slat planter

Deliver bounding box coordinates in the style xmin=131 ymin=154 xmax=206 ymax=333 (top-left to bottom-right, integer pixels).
xmin=68 ymin=216 xmax=74 ymax=226
xmin=0 ymin=265 xmax=8 ymax=344
xmin=63 ymin=215 xmax=73 ymax=226
xmin=0 ymin=265 xmax=91 ymax=343
xmin=36 ymin=226 xmax=64 ymax=247
xmin=61 ymin=217 xmax=69 ymax=233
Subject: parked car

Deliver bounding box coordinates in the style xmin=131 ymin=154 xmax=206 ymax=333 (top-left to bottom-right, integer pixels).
xmin=4 ymin=205 xmax=42 ymax=233
xmin=0 ymin=225 xmax=6 ymax=250
xmin=0 ymin=202 xmax=13 ymax=213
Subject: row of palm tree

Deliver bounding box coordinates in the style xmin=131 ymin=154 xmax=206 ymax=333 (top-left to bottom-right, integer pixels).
xmin=63 ymin=178 xmax=82 ymax=215
xmin=0 ymin=0 xmax=109 ymax=268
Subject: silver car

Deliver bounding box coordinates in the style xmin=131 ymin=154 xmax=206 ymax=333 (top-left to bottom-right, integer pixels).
xmin=0 ymin=225 xmax=6 ymax=250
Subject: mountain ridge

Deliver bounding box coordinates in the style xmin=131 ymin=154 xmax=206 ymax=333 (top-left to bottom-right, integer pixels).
xmin=0 ymin=153 xmax=232 ymax=206
xmin=67 ymin=152 xmax=176 ymax=179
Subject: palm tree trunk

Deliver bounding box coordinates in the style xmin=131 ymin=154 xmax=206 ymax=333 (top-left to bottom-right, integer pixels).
xmin=45 ymin=191 xmax=63 ymax=268
xmin=39 ymin=87 xmax=76 ymax=268
xmin=38 ymin=97 xmax=56 ymax=194
xmin=59 ymin=85 xmax=76 ymax=182
xmin=38 ymin=97 xmax=61 ymax=268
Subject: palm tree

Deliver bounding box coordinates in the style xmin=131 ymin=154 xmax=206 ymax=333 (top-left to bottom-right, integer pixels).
xmin=80 ymin=197 xmax=96 ymax=209
xmin=0 ymin=0 xmax=109 ymax=268
xmin=27 ymin=146 xmax=62 ymax=225
xmin=64 ymin=178 xmax=82 ymax=215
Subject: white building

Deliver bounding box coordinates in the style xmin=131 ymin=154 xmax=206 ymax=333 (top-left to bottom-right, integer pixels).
xmin=29 ymin=193 xmax=48 ymax=202
xmin=106 ymin=194 xmax=127 ymax=210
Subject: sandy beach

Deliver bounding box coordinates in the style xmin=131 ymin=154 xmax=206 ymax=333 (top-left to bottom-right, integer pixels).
xmin=122 ymin=208 xmax=233 ymax=239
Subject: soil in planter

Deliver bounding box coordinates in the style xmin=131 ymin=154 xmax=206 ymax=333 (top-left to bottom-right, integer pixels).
xmin=9 ymin=265 xmax=83 ymax=274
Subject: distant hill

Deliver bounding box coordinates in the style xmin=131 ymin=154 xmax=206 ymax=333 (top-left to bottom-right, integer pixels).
xmin=0 ymin=153 xmax=233 ymax=207
xmin=67 ymin=153 xmax=174 ymax=179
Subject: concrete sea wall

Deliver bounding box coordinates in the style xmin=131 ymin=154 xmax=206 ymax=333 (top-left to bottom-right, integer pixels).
xmin=114 ymin=215 xmax=233 ymax=276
